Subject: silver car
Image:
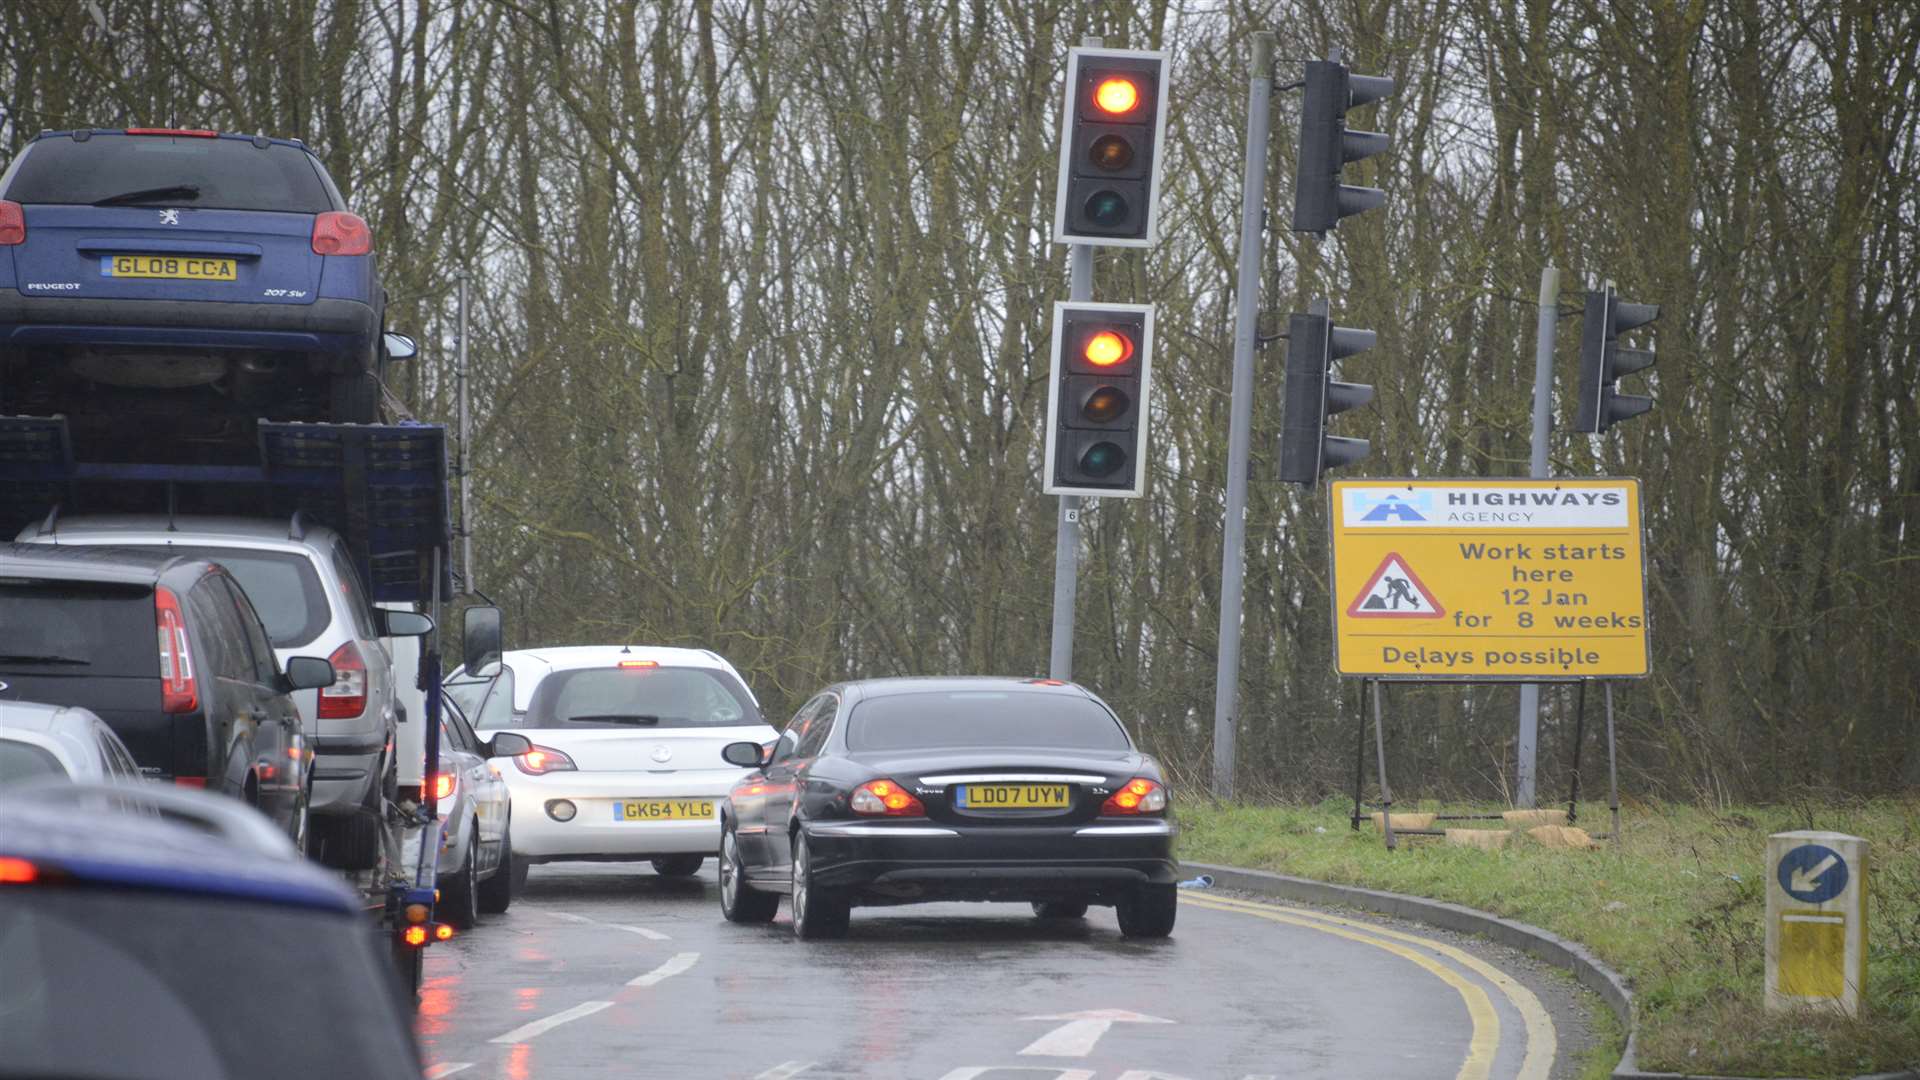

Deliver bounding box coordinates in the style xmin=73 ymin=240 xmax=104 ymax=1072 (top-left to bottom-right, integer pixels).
xmin=15 ymin=512 xmax=429 ymax=869
xmin=431 ymin=693 xmax=528 ymax=928
xmin=0 ymin=700 xmax=145 ymax=784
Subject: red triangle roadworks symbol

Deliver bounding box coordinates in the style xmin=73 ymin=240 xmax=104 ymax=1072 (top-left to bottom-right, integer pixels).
xmin=1346 ymin=552 xmax=1445 ymax=619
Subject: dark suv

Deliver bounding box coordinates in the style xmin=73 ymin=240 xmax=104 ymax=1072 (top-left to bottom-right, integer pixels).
xmin=0 ymin=543 xmax=334 ymax=848
xmin=0 ymin=128 xmax=395 ymax=449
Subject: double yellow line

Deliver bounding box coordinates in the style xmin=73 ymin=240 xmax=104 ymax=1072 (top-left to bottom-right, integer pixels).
xmin=1180 ymin=891 xmax=1556 ymax=1080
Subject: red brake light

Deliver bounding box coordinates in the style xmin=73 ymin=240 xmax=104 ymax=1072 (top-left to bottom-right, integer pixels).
xmin=432 ymin=773 xmax=457 ymax=801
xmin=0 ymin=858 xmax=39 ymax=884
xmin=172 ymin=776 xmax=208 ymax=789
xmin=0 ymin=201 xmax=23 ymax=246
xmin=850 ymin=778 xmax=925 ymax=817
xmin=1101 ymin=777 xmax=1167 ymax=815
xmin=402 ymin=925 xmax=428 ymax=947
xmin=515 ymin=746 xmax=578 ymax=776
xmin=154 ymin=586 xmax=199 ymax=714
xmin=318 ymin=641 xmax=368 ymax=719
xmin=434 ymin=922 xmax=455 ymax=941
xmin=617 ymin=660 xmax=658 ymax=669
xmin=126 ymin=127 xmax=218 ymax=137
xmin=311 ymin=211 xmax=371 ymax=256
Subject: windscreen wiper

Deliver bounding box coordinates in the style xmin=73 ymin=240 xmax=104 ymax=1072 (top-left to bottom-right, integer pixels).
xmin=92 ymin=184 xmax=201 ymax=206
xmin=0 ymin=653 xmax=91 ymax=665
xmin=565 ymin=714 xmax=662 ymax=726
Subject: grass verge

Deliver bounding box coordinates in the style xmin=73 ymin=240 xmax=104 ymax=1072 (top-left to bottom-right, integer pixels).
xmin=1174 ymin=797 xmax=1920 ymax=1078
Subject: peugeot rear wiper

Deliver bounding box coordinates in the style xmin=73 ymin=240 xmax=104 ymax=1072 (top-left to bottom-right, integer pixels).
xmin=565 ymin=714 xmax=662 ymax=726
xmin=0 ymin=653 xmax=91 ymax=665
xmin=93 ymin=184 xmax=201 ymax=206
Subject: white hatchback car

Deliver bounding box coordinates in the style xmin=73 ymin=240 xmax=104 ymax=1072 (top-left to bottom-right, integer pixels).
xmin=460 ymin=646 xmax=777 ymax=880
xmin=0 ymin=700 xmax=145 ymax=784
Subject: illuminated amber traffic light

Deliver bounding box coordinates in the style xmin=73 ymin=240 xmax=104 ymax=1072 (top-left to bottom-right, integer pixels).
xmin=1045 ymin=301 xmax=1155 ymax=497
xmin=1054 ymin=47 xmax=1170 ymax=247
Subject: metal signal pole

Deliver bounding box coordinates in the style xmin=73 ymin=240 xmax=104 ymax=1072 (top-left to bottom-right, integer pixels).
xmin=1048 ymin=34 xmax=1102 ymax=681
xmin=1209 ymin=30 xmax=1276 ymax=800
xmin=1515 ymin=263 xmax=1558 ymax=806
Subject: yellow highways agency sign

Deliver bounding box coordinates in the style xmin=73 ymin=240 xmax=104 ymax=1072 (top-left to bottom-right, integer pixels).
xmin=1328 ymin=478 xmax=1649 ymax=680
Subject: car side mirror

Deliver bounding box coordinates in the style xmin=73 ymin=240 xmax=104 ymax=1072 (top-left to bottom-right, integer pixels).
xmin=722 ymin=741 xmax=767 ymax=768
xmin=283 ymin=656 xmax=336 ymax=692
xmin=383 ymin=332 xmax=419 ymax=362
xmin=374 ymin=608 xmax=434 ymax=638
xmin=486 ymin=731 xmax=533 ymax=759
xmin=462 ymin=605 xmax=502 ymax=675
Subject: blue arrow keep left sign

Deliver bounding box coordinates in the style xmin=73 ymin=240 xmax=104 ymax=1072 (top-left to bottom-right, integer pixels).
xmin=1777 ymin=843 xmax=1849 ymax=904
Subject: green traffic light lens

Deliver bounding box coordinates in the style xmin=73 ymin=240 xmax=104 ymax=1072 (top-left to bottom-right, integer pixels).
xmin=1082 ymin=386 xmax=1129 ymax=423
xmin=1088 ymin=134 xmax=1134 ymax=172
xmin=1079 ymin=441 xmax=1127 ymax=477
xmin=1084 ymin=190 xmax=1128 ymax=226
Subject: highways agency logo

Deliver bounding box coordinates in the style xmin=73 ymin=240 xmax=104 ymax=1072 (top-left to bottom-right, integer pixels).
xmin=1347 ymin=489 xmax=1433 ymax=524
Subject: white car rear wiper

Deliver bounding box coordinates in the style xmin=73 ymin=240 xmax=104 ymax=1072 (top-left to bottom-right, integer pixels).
xmin=92 ymin=184 xmax=202 ymax=206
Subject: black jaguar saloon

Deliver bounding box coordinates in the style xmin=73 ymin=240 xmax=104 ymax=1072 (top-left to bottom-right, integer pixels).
xmin=716 ymin=677 xmax=1178 ymax=939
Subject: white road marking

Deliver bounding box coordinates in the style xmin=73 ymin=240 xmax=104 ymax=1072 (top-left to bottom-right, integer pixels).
xmin=752 ymin=1063 xmax=815 ymax=1080
xmin=424 ymin=1065 xmax=473 ymax=1079
xmin=627 ymin=951 xmax=700 ymax=987
xmin=541 ymin=909 xmax=670 ymax=939
xmin=1115 ymin=1072 xmax=1198 ymax=1080
xmin=933 ymin=1060 xmax=1090 ymax=1068
xmin=1018 ymin=1009 xmax=1175 ymax=1057
xmin=937 ymin=1070 xmax=1095 ymax=1080
xmin=487 ymin=1000 xmax=614 ymax=1044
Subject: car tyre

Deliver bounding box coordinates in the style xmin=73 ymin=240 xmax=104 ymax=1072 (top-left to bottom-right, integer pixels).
xmin=1032 ymin=899 xmax=1090 ymax=919
xmin=478 ymin=824 xmax=514 ymax=915
xmin=789 ymin=833 xmax=849 ymax=940
xmin=1115 ymin=883 xmax=1177 ymax=938
xmin=651 ymin=854 xmax=705 ymax=878
xmin=510 ymin=852 xmax=530 ymax=891
xmin=719 ymin=824 xmax=777 ymax=924
xmin=440 ymin=831 xmax=480 ymax=930
xmin=329 ymin=370 xmax=380 ymax=424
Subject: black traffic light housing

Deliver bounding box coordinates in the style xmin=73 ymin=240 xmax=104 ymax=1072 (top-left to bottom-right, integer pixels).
xmin=1292 ymin=58 xmax=1395 ymax=234
xmin=1279 ymin=299 xmax=1375 ymax=486
xmin=1045 ymin=301 xmax=1155 ymax=498
xmin=1053 ymin=47 xmax=1171 ymax=248
xmin=1575 ymin=286 xmax=1659 ymax=433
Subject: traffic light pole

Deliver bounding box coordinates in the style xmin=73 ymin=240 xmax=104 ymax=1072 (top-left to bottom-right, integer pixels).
xmin=1515 ymin=263 xmax=1559 ymax=807
xmin=1209 ymin=30 xmax=1276 ymax=801
xmin=1048 ymin=241 xmax=1095 ymax=680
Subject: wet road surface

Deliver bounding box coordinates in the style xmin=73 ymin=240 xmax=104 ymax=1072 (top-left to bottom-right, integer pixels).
xmin=417 ymin=862 xmax=1572 ymax=1080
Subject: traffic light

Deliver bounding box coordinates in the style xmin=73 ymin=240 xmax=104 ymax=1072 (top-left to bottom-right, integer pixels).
xmin=1053 ymin=47 xmax=1170 ymax=248
xmin=1291 ymin=58 xmax=1395 ymax=234
xmin=1278 ymin=302 xmax=1375 ymax=485
xmin=1044 ymin=301 xmax=1155 ymax=497
xmin=1575 ymin=286 xmax=1659 ymax=433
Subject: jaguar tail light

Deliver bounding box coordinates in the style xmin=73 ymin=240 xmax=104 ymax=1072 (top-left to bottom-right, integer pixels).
xmin=311 ymin=210 xmax=371 ymax=256
xmin=515 ymin=746 xmax=578 ymax=776
xmin=1101 ymin=777 xmax=1167 ymax=815
xmin=850 ymin=779 xmax=925 ymax=817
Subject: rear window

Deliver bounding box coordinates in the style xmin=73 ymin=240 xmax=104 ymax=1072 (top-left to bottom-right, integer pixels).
xmin=0 ymin=887 xmax=419 ymax=1080
xmin=846 ymin=691 xmax=1132 ymax=753
xmin=158 ymin=547 xmax=328 ymax=649
xmin=0 ymin=741 xmax=69 ymax=783
xmin=4 ymin=134 xmax=334 ymax=212
xmin=0 ymin=580 xmax=157 ymax=676
xmin=521 ymin=666 xmax=761 ymax=730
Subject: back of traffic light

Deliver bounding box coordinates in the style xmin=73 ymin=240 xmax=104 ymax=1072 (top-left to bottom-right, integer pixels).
xmin=1044 ymin=301 xmax=1155 ymax=498
xmin=1292 ymin=57 xmax=1395 ymax=234
xmin=1278 ymin=299 xmax=1375 ymax=486
xmin=1575 ymin=285 xmax=1659 ymax=433
xmin=1053 ymin=47 xmax=1171 ymax=247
